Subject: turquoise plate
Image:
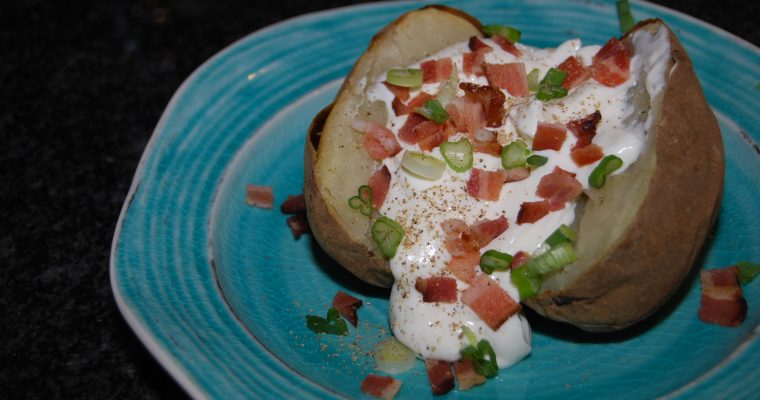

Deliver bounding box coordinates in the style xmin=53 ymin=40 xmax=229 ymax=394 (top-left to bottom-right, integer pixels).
xmin=111 ymin=1 xmax=760 ymax=398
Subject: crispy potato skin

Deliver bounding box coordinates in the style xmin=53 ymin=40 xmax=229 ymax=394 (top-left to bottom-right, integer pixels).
xmin=525 ymin=20 xmax=724 ymax=331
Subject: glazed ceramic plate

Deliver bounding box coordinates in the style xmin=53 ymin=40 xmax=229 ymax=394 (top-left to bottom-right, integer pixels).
xmin=111 ymin=0 xmax=760 ymax=398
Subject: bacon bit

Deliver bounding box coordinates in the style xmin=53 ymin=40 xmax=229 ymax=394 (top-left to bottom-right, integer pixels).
xmin=591 ymin=37 xmax=632 ymax=87
xmin=571 ymin=144 xmax=604 ymax=166
xmin=462 ymin=275 xmax=521 ymax=330
xmin=361 ymin=374 xmax=402 ymax=400
xmin=332 ymin=290 xmax=363 ymax=327
xmin=424 ymin=359 xmax=455 ymax=395
xmin=460 ymin=82 xmax=506 ymax=128
xmin=557 ymin=56 xmax=590 ymax=90
xmin=511 ymin=251 xmax=530 ymax=269
xmin=286 ymin=213 xmax=310 ymax=239
xmin=454 ymin=359 xmax=486 ymax=390
xmin=470 ymin=129 xmax=501 ymax=156
xmin=415 ymin=121 xmax=446 ymax=151
xmin=246 ymin=184 xmax=274 ymax=209
xmin=567 ymin=110 xmax=602 ymax=150
xmin=447 ymin=252 xmax=480 ymax=283
xmin=536 ymin=167 xmax=583 ymax=211
xmin=517 ymin=200 xmax=550 ymax=224
xmin=415 ymin=276 xmax=458 ymax=303
xmin=468 ymin=36 xmax=492 ymax=52
xmin=444 ymin=230 xmax=479 ymax=258
xmin=470 ymin=216 xmax=509 ymax=248
xmin=532 ymin=122 xmax=567 ymax=151
xmin=280 ymin=194 xmax=305 ymax=214
xmin=462 ymin=48 xmax=490 ymax=77
xmin=393 ymin=92 xmax=434 ymax=116
xmin=446 ymin=96 xmax=485 ymax=136
xmin=699 ymin=266 xmax=747 ymax=327
xmin=484 ymin=62 xmax=529 ymax=97
xmin=383 ymin=81 xmax=410 ymax=102
xmin=467 ymin=168 xmax=505 ymax=201
xmin=421 ymin=57 xmax=454 ymax=84
xmin=491 ymin=34 xmax=522 ymax=57
xmin=368 ymin=166 xmax=391 ymax=209
xmin=398 ymin=113 xmax=427 ymax=144
xmin=353 ymin=120 xmax=402 ymax=160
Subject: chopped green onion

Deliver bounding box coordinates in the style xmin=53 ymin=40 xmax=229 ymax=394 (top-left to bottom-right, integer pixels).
xmin=545 ymin=224 xmax=577 ymax=248
xmin=737 ymin=261 xmax=760 ymax=284
xmin=415 ymin=99 xmax=449 ymax=125
xmin=401 ymin=151 xmax=445 ymax=180
xmin=306 ymin=307 xmax=349 ymax=336
xmin=372 ymin=337 xmax=416 ymax=374
xmin=523 ymin=242 xmax=577 ymax=275
xmin=461 ymin=339 xmax=498 ymax=378
xmin=527 ymin=68 xmax=540 ymax=92
xmin=501 ymin=140 xmax=530 ymax=169
xmin=511 ymin=266 xmax=542 ymax=300
xmin=480 ymin=250 xmax=513 ymax=274
xmin=589 ymin=155 xmax=624 ymax=188
xmin=616 ymin=0 xmax=635 ymax=34
xmin=527 ymin=154 xmax=548 ymax=167
xmin=435 ymin=67 xmax=460 ymax=106
xmin=386 ymin=68 xmax=423 ymax=87
xmin=482 ymin=24 xmax=521 ymax=44
xmin=440 ymin=138 xmax=473 ymax=172
xmin=372 ymin=216 xmax=405 ymax=259
xmin=461 ymin=326 xmax=478 ymax=345
xmin=348 ymin=185 xmax=372 ymax=216
xmin=536 ymin=68 xmax=568 ymax=102
xmin=756 ymin=82 xmax=760 ymax=91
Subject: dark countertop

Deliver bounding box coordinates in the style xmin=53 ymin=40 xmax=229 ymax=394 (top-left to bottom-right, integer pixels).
xmin=1 ymin=1 xmax=756 ymax=398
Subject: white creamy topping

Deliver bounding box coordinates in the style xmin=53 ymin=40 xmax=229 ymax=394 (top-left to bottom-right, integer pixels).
xmin=363 ymin=27 xmax=671 ymax=368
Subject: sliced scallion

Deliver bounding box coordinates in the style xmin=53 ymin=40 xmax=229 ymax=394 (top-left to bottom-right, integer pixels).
xmin=523 ymin=241 xmax=577 ymax=275
xmin=589 ymin=155 xmax=623 ymax=188
xmin=440 ymin=139 xmax=473 ymax=172
xmin=348 ymin=185 xmax=372 ymax=216
xmin=510 ymin=266 xmax=542 ymax=300
xmin=545 ymin=224 xmax=577 ymax=248
xmin=480 ymin=250 xmax=513 ymax=274
xmin=501 ymin=140 xmax=530 ymax=169
xmin=435 ymin=67 xmax=459 ymax=106
xmin=616 ymin=0 xmax=635 ymax=34
xmin=401 ymin=151 xmax=445 ymax=180
xmin=305 ymin=307 xmax=349 ymax=336
xmin=386 ymin=68 xmax=423 ymax=87
xmin=461 ymin=338 xmax=498 ymax=379
xmin=527 ymin=154 xmax=548 ymax=167
xmin=372 ymin=216 xmax=405 ymax=259
xmin=414 ymin=99 xmax=449 ymax=125
xmin=737 ymin=261 xmax=760 ymax=285
xmin=482 ymin=24 xmax=521 ymax=44
xmin=536 ymin=68 xmax=568 ymax=102
xmin=527 ymin=68 xmax=540 ymax=92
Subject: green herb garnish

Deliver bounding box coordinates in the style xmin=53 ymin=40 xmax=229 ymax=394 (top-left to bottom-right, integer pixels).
xmin=306 ymin=307 xmax=349 ymax=335
xmin=536 ymin=68 xmax=568 ymax=102
xmin=737 ymin=261 xmax=760 ymax=284
xmin=480 ymin=250 xmax=513 ymax=274
xmin=348 ymin=185 xmax=373 ymax=216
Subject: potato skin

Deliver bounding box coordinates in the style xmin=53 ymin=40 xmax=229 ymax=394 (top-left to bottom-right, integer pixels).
xmin=524 ymin=20 xmax=724 ymax=331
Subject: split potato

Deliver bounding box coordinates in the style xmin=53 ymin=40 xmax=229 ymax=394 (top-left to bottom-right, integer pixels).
xmin=303 ymin=6 xmax=723 ymax=331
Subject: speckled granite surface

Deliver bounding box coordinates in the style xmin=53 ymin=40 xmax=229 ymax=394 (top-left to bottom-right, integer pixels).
xmin=1 ymin=1 xmax=756 ymax=398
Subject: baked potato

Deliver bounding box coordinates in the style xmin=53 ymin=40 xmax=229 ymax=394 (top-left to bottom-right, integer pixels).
xmin=303 ymin=5 xmax=723 ymax=333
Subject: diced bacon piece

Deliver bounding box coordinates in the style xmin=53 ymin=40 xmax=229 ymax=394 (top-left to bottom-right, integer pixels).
xmin=571 ymin=144 xmax=604 ymax=166
xmin=454 ymin=359 xmax=486 ymax=390
xmin=441 ymin=218 xmax=469 ymax=236
xmin=246 ymin=184 xmax=274 ymax=209
xmin=383 ymin=81 xmax=410 ymax=102
xmin=332 ymin=290 xmax=363 ymax=327
xmin=445 ymin=230 xmax=480 ymax=257
xmin=467 ymin=168 xmax=505 ymax=201
xmin=421 ymin=58 xmax=454 ymax=84
xmin=368 ymin=166 xmax=391 ymax=209
xmin=447 ymin=251 xmax=480 ymax=283
xmin=567 ymin=111 xmax=602 ymax=150
xmin=414 ymin=121 xmax=446 ymax=151
xmin=517 ymin=200 xmax=550 ymax=224
xmin=361 ymin=374 xmax=402 ymax=400
xmin=280 ymin=194 xmax=305 ymax=214
xmin=472 ymin=138 xmax=502 ymax=156
xmin=462 ymin=48 xmax=490 ymax=77
xmin=462 ymin=275 xmax=521 ymax=330
xmin=699 ymin=266 xmax=747 ymax=327
xmin=511 ymin=251 xmax=530 ymax=269
xmin=459 ymin=83 xmax=506 ymax=128
xmin=502 ymin=167 xmax=530 ymax=183
xmin=393 ymin=92 xmax=434 ymax=116
xmin=484 ymin=62 xmax=529 ymax=97
xmin=591 ymin=37 xmax=632 ymax=87
xmin=424 ymin=359 xmax=455 ymax=395
xmin=557 ymin=56 xmax=590 ymax=90
xmin=353 ymin=120 xmax=402 ymax=160
xmin=532 ymin=122 xmax=567 ymax=151
xmin=398 ymin=113 xmax=427 ymax=144
xmin=415 ymin=276 xmax=458 ymax=303
xmin=470 ymin=216 xmax=509 ymax=248
xmin=286 ymin=213 xmax=310 ymax=239
xmin=536 ymin=167 xmax=583 ymax=211
xmin=468 ymin=36 xmax=492 ymax=52
xmin=491 ymin=34 xmax=522 ymax=57
xmin=446 ymin=96 xmax=485 ymax=136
